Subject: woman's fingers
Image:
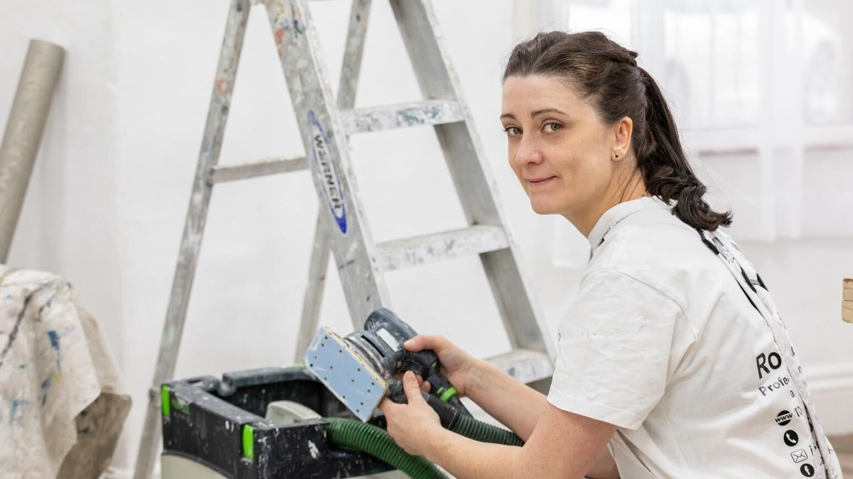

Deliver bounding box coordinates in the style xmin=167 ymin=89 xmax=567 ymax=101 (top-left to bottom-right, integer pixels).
xmin=404 ymin=334 xmax=451 ymax=353
xmin=402 ymin=372 xmax=427 ymax=404
xmin=403 ymin=335 xmax=426 ymax=351
xmin=393 ymin=373 xmax=429 ymax=393
xmin=377 ymin=397 xmax=398 ymax=415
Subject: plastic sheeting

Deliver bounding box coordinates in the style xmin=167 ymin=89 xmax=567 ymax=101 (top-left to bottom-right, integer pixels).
xmin=0 ymin=266 xmax=130 ymax=478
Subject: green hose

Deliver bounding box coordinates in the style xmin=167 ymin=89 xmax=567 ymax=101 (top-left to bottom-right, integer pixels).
xmin=450 ymin=414 xmax=525 ymax=447
xmin=324 ymin=415 xmax=523 ymax=479
xmin=325 ymin=417 xmax=450 ymax=479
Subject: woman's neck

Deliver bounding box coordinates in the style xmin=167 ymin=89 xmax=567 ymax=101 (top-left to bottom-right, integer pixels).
xmin=564 ymin=169 xmax=649 ymax=238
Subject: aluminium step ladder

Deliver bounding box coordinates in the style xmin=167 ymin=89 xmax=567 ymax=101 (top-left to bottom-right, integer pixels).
xmin=134 ymin=1 xmax=557 ymax=478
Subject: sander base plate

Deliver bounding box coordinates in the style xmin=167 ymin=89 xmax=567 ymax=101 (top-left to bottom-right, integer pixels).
xmin=304 ymin=326 xmax=388 ymax=422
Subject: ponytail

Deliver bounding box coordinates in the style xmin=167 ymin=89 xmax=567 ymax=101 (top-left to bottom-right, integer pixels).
xmin=638 ymin=69 xmax=732 ymax=230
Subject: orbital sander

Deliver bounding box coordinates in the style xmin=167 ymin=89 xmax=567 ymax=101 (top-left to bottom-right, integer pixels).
xmin=304 ymin=308 xmax=472 ymax=429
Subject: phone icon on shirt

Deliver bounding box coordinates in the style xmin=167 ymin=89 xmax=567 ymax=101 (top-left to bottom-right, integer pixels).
xmin=784 ymin=430 xmax=799 ymax=447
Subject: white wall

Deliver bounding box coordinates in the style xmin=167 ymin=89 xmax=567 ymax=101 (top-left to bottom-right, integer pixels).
xmin=2 ymin=0 xmax=852 ymax=473
xmin=0 ymin=1 xmax=123 ymax=383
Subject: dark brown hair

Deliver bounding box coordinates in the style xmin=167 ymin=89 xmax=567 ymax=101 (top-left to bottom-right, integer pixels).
xmin=503 ymin=31 xmax=732 ymax=231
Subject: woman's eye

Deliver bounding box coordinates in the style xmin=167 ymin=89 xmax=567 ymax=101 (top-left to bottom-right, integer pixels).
xmin=544 ymin=122 xmax=562 ymax=133
xmin=504 ymin=126 xmax=522 ymax=136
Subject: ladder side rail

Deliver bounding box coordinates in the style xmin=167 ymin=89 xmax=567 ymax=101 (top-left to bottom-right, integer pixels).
xmin=296 ymin=212 xmax=331 ymax=361
xmin=337 ymin=0 xmax=372 ymax=111
xmin=388 ymin=0 xmax=558 ymax=359
xmin=388 ymin=0 xmax=501 ymax=225
xmin=264 ymin=0 xmax=392 ymax=328
xmin=295 ymin=0 xmax=374 ymax=362
xmin=134 ymin=1 xmax=253 ymax=478
xmin=481 ymin=248 xmax=555 ymax=354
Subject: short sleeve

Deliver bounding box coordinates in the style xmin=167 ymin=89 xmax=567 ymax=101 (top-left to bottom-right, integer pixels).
xmin=547 ymin=268 xmax=685 ymax=430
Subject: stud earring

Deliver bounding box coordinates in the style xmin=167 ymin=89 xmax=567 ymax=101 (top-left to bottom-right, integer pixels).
xmin=614 ymin=154 xmax=620 ymax=158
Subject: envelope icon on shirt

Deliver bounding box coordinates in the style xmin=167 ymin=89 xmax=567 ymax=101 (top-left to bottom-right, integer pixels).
xmin=791 ymin=449 xmax=808 ymax=463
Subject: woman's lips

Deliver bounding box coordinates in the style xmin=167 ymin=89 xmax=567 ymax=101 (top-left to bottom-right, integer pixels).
xmin=528 ymin=176 xmax=556 ymax=186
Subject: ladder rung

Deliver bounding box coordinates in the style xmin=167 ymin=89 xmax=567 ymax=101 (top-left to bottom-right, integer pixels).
xmin=486 ymin=350 xmax=554 ymax=385
xmin=340 ymin=100 xmax=464 ymax=135
xmin=375 ymin=225 xmax=508 ymax=271
xmin=209 ymin=156 xmax=308 ymax=184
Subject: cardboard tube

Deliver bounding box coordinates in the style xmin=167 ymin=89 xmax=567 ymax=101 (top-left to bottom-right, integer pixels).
xmin=0 ymin=39 xmax=64 ymax=262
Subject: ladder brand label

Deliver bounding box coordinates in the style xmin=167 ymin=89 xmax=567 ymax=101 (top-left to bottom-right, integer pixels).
xmin=308 ymin=110 xmax=347 ymax=234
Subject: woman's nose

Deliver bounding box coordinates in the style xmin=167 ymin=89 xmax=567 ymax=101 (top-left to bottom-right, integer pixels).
xmin=513 ymin=134 xmax=544 ymax=167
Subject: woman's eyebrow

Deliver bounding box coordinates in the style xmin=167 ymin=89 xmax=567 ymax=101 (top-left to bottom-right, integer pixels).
xmin=500 ymin=108 xmax=568 ymax=121
xmin=531 ymin=108 xmax=567 ymax=118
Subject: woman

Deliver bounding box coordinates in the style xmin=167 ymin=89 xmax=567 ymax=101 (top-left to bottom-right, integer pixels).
xmin=378 ymin=32 xmax=841 ymax=479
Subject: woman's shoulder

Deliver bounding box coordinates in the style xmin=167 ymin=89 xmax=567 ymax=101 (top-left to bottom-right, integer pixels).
xmin=587 ymin=217 xmax=730 ymax=305
xmin=593 ymin=215 xmax=711 ymax=267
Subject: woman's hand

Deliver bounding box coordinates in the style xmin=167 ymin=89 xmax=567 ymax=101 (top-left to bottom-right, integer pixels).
xmin=403 ymin=334 xmax=479 ymax=397
xmin=378 ymin=371 xmax=446 ymax=457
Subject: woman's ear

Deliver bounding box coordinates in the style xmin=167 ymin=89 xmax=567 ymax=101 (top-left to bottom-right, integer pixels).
xmin=612 ymin=116 xmax=633 ymax=161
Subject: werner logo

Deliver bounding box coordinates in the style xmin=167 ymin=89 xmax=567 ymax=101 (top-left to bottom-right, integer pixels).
xmin=308 ymin=110 xmax=347 ymax=234
xmin=756 ymin=351 xmax=783 ymax=379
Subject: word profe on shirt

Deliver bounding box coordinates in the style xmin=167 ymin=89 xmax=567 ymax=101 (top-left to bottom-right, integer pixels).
xmin=758 ymin=375 xmax=792 ymax=397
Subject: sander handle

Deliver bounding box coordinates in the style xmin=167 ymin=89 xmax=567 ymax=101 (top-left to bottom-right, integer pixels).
xmin=426 ymin=375 xmax=471 ymax=416
xmin=387 ymin=379 xmax=462 ymax=430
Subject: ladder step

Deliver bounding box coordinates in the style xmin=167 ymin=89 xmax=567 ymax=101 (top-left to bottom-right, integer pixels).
xmin=209 ymin=156 xmax=308 ymax=184
xmin=340 ymin=100 xmax=464 ymax=135
xmin=486 ymin=349 xmax=554 ymax=385
xmin=375 ymin=225 xmax=508 ymax=271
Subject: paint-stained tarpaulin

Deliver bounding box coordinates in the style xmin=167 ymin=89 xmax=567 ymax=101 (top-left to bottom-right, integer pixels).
xmin=0 ymin=266 xmax=130 ymax=478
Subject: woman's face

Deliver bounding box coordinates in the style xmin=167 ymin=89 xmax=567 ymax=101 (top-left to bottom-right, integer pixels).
xmin=501 ymin=75 xmax=624 ymax=222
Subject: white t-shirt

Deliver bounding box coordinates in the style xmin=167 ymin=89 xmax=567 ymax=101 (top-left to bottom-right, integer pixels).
xmin=547 ymin=196 xmax=841 ymax=479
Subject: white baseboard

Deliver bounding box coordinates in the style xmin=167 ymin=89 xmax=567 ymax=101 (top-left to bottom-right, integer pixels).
xmin=806 ymin=362 xmax=853 ymax=436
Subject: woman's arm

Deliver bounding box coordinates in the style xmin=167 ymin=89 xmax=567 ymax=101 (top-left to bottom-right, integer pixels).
xmin=466 ymin=359 xmax=619 ymax=478
xmin=466 ymin=358 xmax=549 ymax=441
xmin=380 ymin=372 xmax=620 ymax=479
xmin=428 ymin=405 xmax=618 ymax=479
